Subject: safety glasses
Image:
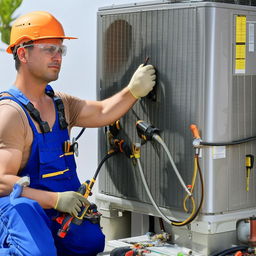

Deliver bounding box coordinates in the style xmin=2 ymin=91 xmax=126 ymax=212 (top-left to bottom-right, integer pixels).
xmin=20 ymin=43 xmax=67 ymax=57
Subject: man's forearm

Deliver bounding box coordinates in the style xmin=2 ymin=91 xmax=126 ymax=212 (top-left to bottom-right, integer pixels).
xmin=99 ymin=87 xmax=137 ymax=125
xmin=22 ymin=187 xmax=58 ymax=209
xmin=0 ymin=174 xmax=57 ymax=209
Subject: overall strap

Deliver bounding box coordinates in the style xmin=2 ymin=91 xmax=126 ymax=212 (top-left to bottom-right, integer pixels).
xmin=4 ymin=86 xmax=50 ymax=133
xmin=1 ymin=85 xmax=68 ymax=133
xmin=0 ymin=96 xmax=38 ymax=133
xmin=45 ymin=85 xmax=68 ymax=130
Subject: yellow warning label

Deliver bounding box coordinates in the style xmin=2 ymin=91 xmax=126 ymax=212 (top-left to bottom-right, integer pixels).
xmin=235 ymin=15 xmax=246 ymax=74
xmin=236 ymin=16 xmax=247 ymax=43
xmin=235 ymin=59 xmax=246 ymax=71
xmin=236 ymin=44 xmax=246 ymax=59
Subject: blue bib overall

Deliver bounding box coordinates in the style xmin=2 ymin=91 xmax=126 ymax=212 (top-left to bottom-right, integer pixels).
xmin=0 ymin=86 xmax=105 ymax=256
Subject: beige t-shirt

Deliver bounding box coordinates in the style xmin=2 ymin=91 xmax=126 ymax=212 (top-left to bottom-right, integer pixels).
xmin=0 ymin=91 xmax=85 ymax=170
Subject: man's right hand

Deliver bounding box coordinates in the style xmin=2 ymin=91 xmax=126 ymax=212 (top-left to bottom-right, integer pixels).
xmin=54 ymin=191 xmax=90 ymax=217
xmin=128 ymin=64 xmax=156 ymax=99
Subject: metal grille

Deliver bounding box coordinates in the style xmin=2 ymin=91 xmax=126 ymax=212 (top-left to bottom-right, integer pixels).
xmin=98 ymin=7 xmax=199 ymax=210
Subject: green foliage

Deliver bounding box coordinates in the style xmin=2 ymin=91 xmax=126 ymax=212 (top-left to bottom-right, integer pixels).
xmin=0 ymin=0 xmax=23 ymax=45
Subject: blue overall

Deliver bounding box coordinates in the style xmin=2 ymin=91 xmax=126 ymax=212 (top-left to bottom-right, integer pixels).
xmin=0 ymin=86 xmax=105 ymax=256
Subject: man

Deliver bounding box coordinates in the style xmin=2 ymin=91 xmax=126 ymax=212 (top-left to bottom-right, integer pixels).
xmin=0 ymin=11 xmax=155 ymax=256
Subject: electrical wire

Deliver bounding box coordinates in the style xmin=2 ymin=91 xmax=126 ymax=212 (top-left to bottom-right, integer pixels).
xmin=152 ymin=134 xmax=191 ymax=196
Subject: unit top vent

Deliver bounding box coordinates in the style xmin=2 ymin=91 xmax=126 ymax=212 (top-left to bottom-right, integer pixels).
xmin=98 ymin=0 xmax=256 ymax=12
xmin=170 ymin=0 xmax=255 ymax=5
xmin=200 ymin=0 xmax=255 ymax=5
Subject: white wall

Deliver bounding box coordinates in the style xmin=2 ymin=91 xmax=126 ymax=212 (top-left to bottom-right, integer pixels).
xmin=0 ymin=0 xmax=152 ymax=195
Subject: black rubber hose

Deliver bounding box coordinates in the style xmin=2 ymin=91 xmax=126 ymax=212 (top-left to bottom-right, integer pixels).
xmin=93 ymin=150 xmax=118 ymax=180
xmin=75 ymin=127 xmax=86 ymax=141
xmin=200 ymin=135 xmax=256 ymax=146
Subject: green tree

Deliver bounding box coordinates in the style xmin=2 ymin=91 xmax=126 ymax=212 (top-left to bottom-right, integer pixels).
xmin=0 ymin=0 xmax=23 ymax=45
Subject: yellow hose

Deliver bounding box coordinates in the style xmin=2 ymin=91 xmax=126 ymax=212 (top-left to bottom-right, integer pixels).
xmin=171 ymin=156 xmax=198 ymax=226
xmin=172 ymin=195 xmax=196 ymax=226
xmin=183 ymin=157 xmax=198 ymax=212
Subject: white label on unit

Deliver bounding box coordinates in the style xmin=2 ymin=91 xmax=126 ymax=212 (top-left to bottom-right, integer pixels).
xmin=212 ymin=146 xmax=226 ymax=159
xmin=249 ymin=23 xmax=255 ymax=52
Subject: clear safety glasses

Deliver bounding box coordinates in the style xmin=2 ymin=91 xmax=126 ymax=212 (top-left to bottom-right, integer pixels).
xmin=21 ymin=43 xmax=67 ymax=57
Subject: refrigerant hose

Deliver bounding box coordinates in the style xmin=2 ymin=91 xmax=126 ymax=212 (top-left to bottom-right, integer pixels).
xmin=183 ymin=156 xmax=198 ymax=212
xmin=152 ymin=134 xmax=192 ymax=197
xmin=134 ymin=144 xmax=204 ymax=226
xmin=185 ymin=154 xmax=204 ymax=224
xmin=136 ymin=155 xmax=179 ymax=223
xmin=173 ymin=153 xmax=204 ymax=226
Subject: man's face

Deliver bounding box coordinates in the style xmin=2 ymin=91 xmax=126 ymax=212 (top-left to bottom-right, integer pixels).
xmin=24 ymin=38 xmax=65 ymax=83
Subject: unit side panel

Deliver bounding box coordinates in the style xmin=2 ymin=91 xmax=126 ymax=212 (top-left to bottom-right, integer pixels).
xmin=228 ymin=12 xmax=256 ymax=210
xmin=195 ymin=6 xmax=256 ymax=213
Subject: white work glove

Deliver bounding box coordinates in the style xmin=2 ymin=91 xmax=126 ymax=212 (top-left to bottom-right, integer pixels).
xmin=128 ymin=64 xmax=156 ymax=99
xmin=54 ymin=191 xmax=90 ymax=217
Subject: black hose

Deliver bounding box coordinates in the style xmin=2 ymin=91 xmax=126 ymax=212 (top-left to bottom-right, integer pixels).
xmin=75 ymin=128 xmax=86 ymax=141
xmin=200 ymin=135 xmax=256 ymax=146
xmin=210 ymin=245 xmax=248 ymax=256
xmin=93 ymin=150 xmax=118 ymax=180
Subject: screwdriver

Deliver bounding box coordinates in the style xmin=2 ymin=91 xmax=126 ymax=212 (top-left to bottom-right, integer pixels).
xmin=245 ymin=154 xmax=254 ymax=192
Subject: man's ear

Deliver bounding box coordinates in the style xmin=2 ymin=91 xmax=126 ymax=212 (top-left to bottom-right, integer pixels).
xmin=16 ymin=47 xmax=28 ymax=64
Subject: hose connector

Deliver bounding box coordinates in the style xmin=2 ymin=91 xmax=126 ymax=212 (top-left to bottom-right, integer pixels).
xmin=132 ymin=143 xmax=141 ymax=159
xmin=109 ymin=120 xmax=121 ymax=137
xmin=136 ymin=120 xmax=160 ymax=141
xmin=190 ymin=124 xmax=202 ymax=147
xmin=114 ymin=139 xmax=133 ymax=158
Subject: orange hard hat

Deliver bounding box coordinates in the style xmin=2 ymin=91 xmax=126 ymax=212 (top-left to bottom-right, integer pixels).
xmin=6 ymin=11 xmax=77 ymax=54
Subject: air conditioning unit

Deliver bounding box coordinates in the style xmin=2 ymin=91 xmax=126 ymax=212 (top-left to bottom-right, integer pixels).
xmin=97 ymin=1 xmax=256 ymax=253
